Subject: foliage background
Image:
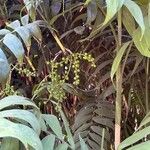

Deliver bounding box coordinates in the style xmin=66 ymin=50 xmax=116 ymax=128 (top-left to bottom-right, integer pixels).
xmin=0 ymin=0 xmax=150 ymax=150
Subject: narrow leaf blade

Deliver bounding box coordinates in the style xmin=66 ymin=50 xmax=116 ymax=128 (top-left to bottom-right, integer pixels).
xmin=111 ymin=41 xmax=131 ymax=81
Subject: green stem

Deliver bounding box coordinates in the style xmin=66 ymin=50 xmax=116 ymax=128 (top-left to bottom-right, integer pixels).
xmin=115 ymin=10 xmax=122 ymax=150
xmin=146 ymin=58 xmax=149 ymax=113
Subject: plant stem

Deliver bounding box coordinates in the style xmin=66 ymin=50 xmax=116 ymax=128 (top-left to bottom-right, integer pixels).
xmin=37 ymin=8 xmax=66 ymax=54
xmin=146 ymin=58 xmax=149 ymax=113
xmin=115 ymin=10 xmax=122 ymax=150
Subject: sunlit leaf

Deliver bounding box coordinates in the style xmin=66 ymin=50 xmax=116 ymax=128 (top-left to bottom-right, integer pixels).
xmin=0 ymin=48 xmax=10 ymax=84
xmin=0 ymin=29 xmax=10 ymax=35
xmin=3 ymin=33 xmax=24 ymax=62
xmin=128 ymin=141 xmax=150 ymax=150
xmin=118 ymin=126 xmax=150 ymax=150
xmin=0 ymin=95 xmax=39 ymax=110
xmin=7 ymin=20 xmax=20 ymax=29
xmin=15 ymin=26 xmax=31 ymax=51
xmin=133 ymin=17 xmax=150 ymax=57
xmin=148 ymin=2 xmax=150 ymax=26
xmin=21 ymin=14 xmax=29 ymax=26
xmin=42 ymin=134 xmax=55 ymax=150
xmin=124 ymin=0 xmax=145 ymax=37
xmin=0 ymin=118 xmax=43 ymax=150
xmin=0 ymin=109 xmax=41 ymax=135
xmin=122 ymin=7 xmax=136 ymax=36
xmin=103 ymin=0 xmax=125 ymax=25
xmin=42 ymin=114 xmax=64 ymax=140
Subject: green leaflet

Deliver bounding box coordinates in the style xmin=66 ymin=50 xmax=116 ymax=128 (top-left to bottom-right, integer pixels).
xmin=0 ymin=118 xmax=43 ymax=150
xmin=15 ymin=26 xmax=31 ymax=51
xmin=21 ymin=14 xmax=29 ymax=26
xmin=122 ymin=7 xmax=136 ymax=36
xmin=55 ymin=143 xmax=68 ymax=150
xmin=26 ymin=23 xmax=42 ymax=42
xmin=42 ymin=134 xmax=55 ymax=150
xmin=0 ymin=29 xmax=10 ymax=35
xmin=79 ymin=135 xmax=89 ymax=150
xmin=133 ymin=17 xmax=150 ymax=57
xmin=23 ymin=0 xmax=36 ymax=21
xmin=7 ymin=20 xmax=21 ymax=29
xmin=0 ymin=95 xmax=39 ymax=110
xmin=124 ymin=0 xmax=145 ymax=38
xmin=60 ymin=110 xmax=75 ymax=150
xmin=103 ymin=0 xmax=125 ymax=26
xmin=0 ymin=109 xmax=41 ymax=135
xmin=111 ymin=41 xmax=131 ymax=81
xmin=0 ymin=138 xmax=19 ymax=150
xmin=127 ymin=141 xmax=150 ymax=150
xmin=42 ymin=114 xmax=64 ymax=140
xmin=0 ymin=48 xmax=10 ymax=84
xmin=118 ymin=126 xmax=150 ymax=150
xmin=3 ymin=33 xmax=25 ymax=63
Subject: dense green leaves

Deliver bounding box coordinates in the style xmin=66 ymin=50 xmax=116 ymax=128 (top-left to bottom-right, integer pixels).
xmin=0 ymin=0 xmax=150 ymax=150
xmin=0 ymin=19 xmax=42 ymax=83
